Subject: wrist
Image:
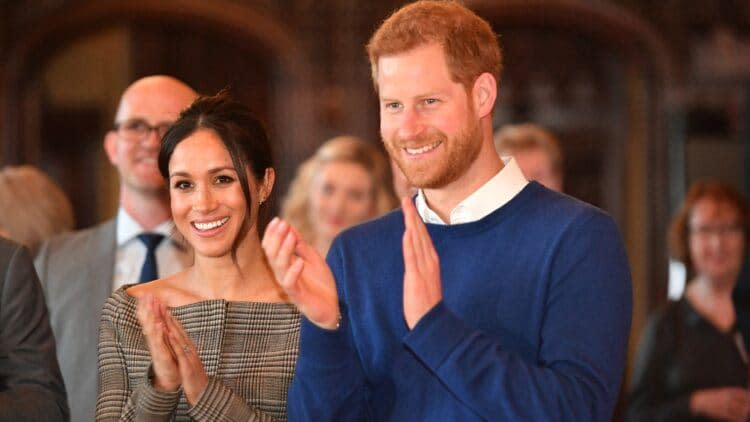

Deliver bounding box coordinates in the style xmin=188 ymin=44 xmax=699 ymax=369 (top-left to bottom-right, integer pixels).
xmin=152 ymin=377 xmax=179 ymax=392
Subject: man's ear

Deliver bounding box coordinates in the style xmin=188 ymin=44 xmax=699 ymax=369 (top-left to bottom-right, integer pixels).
xmin=472 ymin=72 xmax=497 ymax=118
xmin=103 ymin=131 xmax=119 ymax=166
xmin=259 ymin=168 xmax=276 ymax=203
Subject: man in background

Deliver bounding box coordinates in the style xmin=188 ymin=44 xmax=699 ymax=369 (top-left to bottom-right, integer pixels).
xmin=494 ymin=122 xmax=564 ymax=192
xmin=35 ymin=75 xmax=197 ymax=421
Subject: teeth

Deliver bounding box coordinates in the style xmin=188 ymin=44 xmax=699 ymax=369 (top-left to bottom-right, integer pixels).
xmin=194 ymin=217 xmax=229 ymax=231
xmin=405 ymin=141 xmax=440 ymax=155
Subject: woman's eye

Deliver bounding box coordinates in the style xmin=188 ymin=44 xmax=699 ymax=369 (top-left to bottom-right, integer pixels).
xmin=215 ymin=175 xmax=234 ymax=184
xmin=173 ymin=180 xmax=192 ymax=190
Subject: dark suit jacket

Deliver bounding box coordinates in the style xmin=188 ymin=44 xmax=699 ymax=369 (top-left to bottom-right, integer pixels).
xmin=35 ymin=219 xmax=116 ymax=422
xmin=0 ymin=237 xmax=68 ymax=421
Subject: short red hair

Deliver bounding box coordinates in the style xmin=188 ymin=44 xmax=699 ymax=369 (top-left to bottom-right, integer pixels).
xmin=366 ymin=0 xmax=502 ymax=92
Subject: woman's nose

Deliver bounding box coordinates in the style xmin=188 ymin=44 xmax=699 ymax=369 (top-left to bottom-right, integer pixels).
xmin=193 ymin=185 xmax=217 ymax=212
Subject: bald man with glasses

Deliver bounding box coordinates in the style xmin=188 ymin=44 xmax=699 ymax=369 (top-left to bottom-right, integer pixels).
xmin=35 ymin=75 xmax=197 ymax=422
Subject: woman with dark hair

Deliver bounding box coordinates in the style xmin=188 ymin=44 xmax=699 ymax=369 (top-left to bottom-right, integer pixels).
xmin=628 ymin=181 xmax=750 ymax=422
xmin=96 ymin=92 xmax=299 ymax=421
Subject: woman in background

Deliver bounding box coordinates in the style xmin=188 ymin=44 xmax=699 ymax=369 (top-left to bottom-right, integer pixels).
xmin=628 ymin=180 xmax=750 ymax=422
xmin=282 ymin=136 xmax=397 ymax=256
xmin=0 ymin=165 xmax=74 ymax=253
xmin=96 ymin=92 xmax=299 ymax=421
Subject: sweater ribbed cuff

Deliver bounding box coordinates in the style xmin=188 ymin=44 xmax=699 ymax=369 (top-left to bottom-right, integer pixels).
xmin=403 ymin=301 xmax=471 ymax=370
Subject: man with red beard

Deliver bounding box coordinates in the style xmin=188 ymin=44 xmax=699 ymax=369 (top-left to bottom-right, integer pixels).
xmin=34 ymin=75 xmax=197 ymax=422
xmin=263 ymin=1 xmax=632 ymax=420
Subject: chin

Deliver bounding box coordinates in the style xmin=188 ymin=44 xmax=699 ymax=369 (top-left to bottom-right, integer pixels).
xmin=195 ymin=247 xmax=232 ymax=259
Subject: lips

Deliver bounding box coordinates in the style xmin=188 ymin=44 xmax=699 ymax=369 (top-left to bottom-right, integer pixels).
xmin=404 ymin=140 xmax=441 ymax=155
xmin=192 ymin=217 xmax=229 ymax=232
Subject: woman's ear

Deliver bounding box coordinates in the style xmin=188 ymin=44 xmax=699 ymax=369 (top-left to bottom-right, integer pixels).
xmin=259 ymin=168 xmax=276 ymax=204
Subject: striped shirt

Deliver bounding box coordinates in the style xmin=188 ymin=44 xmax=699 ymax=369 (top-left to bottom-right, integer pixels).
xmin=97 ymin=286 xmax=300 ymax=421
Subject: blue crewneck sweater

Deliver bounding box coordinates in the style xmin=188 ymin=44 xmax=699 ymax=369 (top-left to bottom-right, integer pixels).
xmin=288 ymin=182 xmax=632 ymax=421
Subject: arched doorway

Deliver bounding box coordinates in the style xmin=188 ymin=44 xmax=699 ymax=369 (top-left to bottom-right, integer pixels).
xmin=0 ymin=0 xmax=314 ymax=227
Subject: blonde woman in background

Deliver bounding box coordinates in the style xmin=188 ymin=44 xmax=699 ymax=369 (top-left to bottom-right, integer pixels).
xmin=0 ymin=165 xmax=75 ymax=253
xmin=282 ymin=136 xmax=398 ymax=256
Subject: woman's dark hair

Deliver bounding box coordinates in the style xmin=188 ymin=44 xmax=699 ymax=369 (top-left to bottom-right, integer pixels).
xmin=159 ymin=90 xmax=275 ymax=233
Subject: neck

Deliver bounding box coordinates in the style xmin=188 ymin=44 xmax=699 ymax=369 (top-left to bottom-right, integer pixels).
xmin=120 ymin=188 xmax=171 ymax=230
xmin=689 ymin=274 xmax=736 ymax=299
xmin=188 ymin=234 xmax=285 ymax=302
xmin=686 ymin=275 xmax=737 ymax=332
xmin=423 ymin=125 xmax=503 ymax=222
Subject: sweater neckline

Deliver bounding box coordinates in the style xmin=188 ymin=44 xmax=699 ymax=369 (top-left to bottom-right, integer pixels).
xmin=419 ymin=181 xmax=542 ymax=237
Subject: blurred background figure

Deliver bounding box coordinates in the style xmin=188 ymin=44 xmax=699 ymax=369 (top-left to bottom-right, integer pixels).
xmin=282 ymin=136 xmax=397 ymax=256
xmin=627 ymin=180 xmax=750 ymax=422
xmin=0 ymin=237 xmax=68 ymax=421
xmin=0 ymin=165 xmax=74 ymax=254
xmin=494 ymin=123 xmax=563 ymax=192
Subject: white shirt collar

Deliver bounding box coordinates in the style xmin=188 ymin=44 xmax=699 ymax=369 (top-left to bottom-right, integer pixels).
xmin=116 ymin=208 xmax=175 ymax=246
xmin=415 ymin=156 xmax=528 ymax=225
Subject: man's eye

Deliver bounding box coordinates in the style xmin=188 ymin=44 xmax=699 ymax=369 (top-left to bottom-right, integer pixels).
xmin=126 ymin=120 xmax=149 ymax=131
xmin=424 ymin=98 xmax=438 ymax=105
xmin=385 ymin=102 xmax=401 ymax=111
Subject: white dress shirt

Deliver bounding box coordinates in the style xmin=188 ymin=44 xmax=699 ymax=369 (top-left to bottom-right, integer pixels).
xmin=415 ymin=156 xmax=528 ymax=225
xmin=112 ymin=208 xmax=192 ymax=291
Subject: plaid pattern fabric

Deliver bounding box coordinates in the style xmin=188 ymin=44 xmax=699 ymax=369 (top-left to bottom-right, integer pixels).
xmin=96 ymin=286 xmax=300 ymax=421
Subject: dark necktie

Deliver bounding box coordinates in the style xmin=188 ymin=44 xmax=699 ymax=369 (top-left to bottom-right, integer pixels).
xmin=137 ymin=233 xmax=164 ymax=283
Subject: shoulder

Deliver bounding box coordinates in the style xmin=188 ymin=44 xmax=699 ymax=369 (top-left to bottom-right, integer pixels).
xmin=527 ymin=183 xmax=613 ymax=227
xmin=643 ymin=300 xmax=686 ymax=337
xmin=0 ymin=239 xmax=37 ymax=289
xmin=0 ymin=237 xmax=26 ymax=269
xmin=125 ymin=274 xmax=197 ymax=308
xmin=34 ymin=219 xmax=116 ymax=278
xmin=0 ymin=238 xmax=38 ymax=295
xmin=40 ymin=219 xmax=116 ymax=255
xmin=488 ymin=183 xmax=620 ymax=247
xmin=103 ymin=285 xmax=136 ymax=311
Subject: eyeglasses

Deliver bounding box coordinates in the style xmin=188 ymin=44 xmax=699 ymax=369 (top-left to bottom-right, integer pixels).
xmin=689 ymin=224 xmax=744 ymax=238
xmin=113 ymin=119 xmax=172 ymax=142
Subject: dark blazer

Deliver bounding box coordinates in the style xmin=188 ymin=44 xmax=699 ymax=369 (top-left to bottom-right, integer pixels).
xmin=0 ymin=237 xmax=68 ymax=421
xmin=35 ymin=219 xmax=116 ymax=422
